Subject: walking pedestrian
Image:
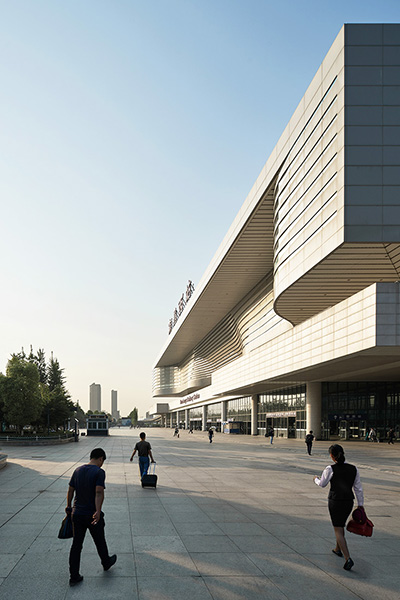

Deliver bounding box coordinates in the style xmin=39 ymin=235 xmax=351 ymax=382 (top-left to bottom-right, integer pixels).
xmin=268 ymin=427 xmax=274 ymax=444
xmin=208 ymin=428 xmax=214 ymax=443
xmin=130 ymin=432 xmax=155 ymax=479
xmin=388 ymin=428 xmax=395 ymax=444
xmin=305 ymin=430 xmax=314 ymax=455
xmin=313 ymin=444 xmax=364 ymax=571
xmin=66 ymin=448 xmax=117 ymax=586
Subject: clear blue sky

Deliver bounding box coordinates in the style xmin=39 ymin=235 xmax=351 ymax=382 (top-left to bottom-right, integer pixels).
xmin=0 ymin=1 xmax=398 ymax=417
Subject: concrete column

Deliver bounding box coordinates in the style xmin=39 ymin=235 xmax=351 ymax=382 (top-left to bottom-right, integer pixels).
xmin=185 ymin=409 xmax=189 ymax=430
xmin=221 ymin=401 xmax=227 ymax=422
xmin=251 ymin=395 xmax=258 ymax=435
xmin=202 ymin=405 xmax=207 ymax=431
xmin=306 ymin=382 xmax=322 ymax=439
xmin=221 ymin=400 xmax=227 ymax=433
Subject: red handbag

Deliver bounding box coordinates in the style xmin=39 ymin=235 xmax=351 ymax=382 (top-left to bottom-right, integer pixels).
xmin=346 ymin=507 xmax=374 ymax=537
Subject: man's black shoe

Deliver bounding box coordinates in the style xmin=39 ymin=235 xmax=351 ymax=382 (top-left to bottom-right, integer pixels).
xmin=69 ymin=575 xmax=83 ymax=586
xmin=104 ymin=554 xmax=117 ymax=571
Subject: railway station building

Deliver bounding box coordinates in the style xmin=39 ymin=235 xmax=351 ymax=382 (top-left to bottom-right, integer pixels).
xmin=151 ymin=24 xmax=400 ymax=441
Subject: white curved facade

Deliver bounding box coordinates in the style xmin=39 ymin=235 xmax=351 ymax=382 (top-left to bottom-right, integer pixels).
xmin=151 ymin=25 xmax=400 ymax=441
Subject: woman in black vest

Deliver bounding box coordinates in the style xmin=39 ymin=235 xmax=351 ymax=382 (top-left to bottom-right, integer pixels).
xmin=313 ymin=444 xmax=364 ymax=571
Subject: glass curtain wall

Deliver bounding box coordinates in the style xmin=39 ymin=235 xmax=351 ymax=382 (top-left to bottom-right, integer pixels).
xmin=226 ymin=397 xmax=251 ymax=434
xmin=258 ymin=386 xmax=306 ymax=439
xmin=322 ymin=382 xmax=400 ymax=441
xmin=177 ymin=410 xmax=186 ymax=429
xmin=189 ymin=407 xmax=202 ymax=430
xmin=206 ymin=402 xmax=222 ymax=432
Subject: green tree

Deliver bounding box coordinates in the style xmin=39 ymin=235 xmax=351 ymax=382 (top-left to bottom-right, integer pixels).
xmin=0 ymin=373 xmax=6 ymax=426
xmin=47 ymin=385 xmax=74 ymax=429
xmin=47 ymin=354 xmax=66 ymax=392
xmin=74 ymin=403 xmax=87 ymax=427
xmin=3 ymin=355 xmax=42 ymax=433
xmin=128 ymin=407 xmax=138 ymax=426
xmin=35 ymin=348 xmax=48 ymax=385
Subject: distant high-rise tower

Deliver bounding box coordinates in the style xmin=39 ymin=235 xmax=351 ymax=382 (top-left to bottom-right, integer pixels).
xmin=90 ymin=383 xmax=101 ymax=412
xmin=111 ymin=390 xmax=119 ymax=419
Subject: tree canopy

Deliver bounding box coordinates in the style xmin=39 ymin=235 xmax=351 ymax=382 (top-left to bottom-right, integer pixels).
xmin=128 ymin=407 xmax=138 ymax=426
xmin=0 ymin=347 xmax=75 ymax=434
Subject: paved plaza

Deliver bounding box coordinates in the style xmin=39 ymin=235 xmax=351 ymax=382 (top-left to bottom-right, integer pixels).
xmin=0 ymin=429 xmax=399 ymax=600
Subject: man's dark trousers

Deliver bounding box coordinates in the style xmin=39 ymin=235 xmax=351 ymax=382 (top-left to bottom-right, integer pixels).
xmin=139 ymin=456 xmax=150 ymax=478
xmin=69 ymin=512 xmax=110 ymax=577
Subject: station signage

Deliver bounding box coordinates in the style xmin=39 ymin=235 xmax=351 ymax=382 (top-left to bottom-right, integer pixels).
xmin=265 ymin=411 xmax=296 ymax=418
xmin=180 ymin=393 xmax=200 ymax=405
xmin=168 ymin=280 xmax=195 ymax=334
xmin=328 ymin=412 xmax=367 ymax=421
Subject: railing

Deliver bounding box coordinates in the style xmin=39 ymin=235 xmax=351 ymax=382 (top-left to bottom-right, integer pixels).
xmin=0 ymin=432 xmax=76 ymax=442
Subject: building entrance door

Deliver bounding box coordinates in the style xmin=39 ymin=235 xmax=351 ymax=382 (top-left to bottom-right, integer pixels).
xmin=347 ymin=420 xmax=367 ymax=439
xmin=288 ymin=417 xmax=296 ymax=438
xmin=339 ymin=420 xmax=348 ymax=440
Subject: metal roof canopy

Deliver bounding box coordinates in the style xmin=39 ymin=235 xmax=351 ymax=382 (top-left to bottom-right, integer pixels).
xmin=155 ymin=183 xmax=276 ymax=368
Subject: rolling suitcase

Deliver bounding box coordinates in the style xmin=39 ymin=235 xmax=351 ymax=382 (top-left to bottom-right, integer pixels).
xmin=141 ymin=462 xmax=157 ymax=488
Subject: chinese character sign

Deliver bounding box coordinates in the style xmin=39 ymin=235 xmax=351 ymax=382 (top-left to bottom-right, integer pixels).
xmin=168 ymin=280 xmax=195 ymax=334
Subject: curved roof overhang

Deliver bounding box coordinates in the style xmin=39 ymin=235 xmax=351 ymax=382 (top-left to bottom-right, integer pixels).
xmin=155 ymin=178 xmax=278 ymax=368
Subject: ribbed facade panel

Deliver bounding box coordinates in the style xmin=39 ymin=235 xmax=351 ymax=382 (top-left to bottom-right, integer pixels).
xmin=152 ymin=25 xmax=400 ymax=409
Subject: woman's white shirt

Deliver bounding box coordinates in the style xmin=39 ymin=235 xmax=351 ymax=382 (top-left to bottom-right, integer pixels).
xmin=314 ymin=463 xmax=364 ymax=506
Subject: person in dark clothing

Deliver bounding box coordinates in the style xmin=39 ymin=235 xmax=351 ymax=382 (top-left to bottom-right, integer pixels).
xmin=305 ymin=430 xmax=314 ymax=455
xmin=268 ymin=427 xmax=274 ymax=444
xmin=208 ymin=428 xmax=214 ymax=443
xmin=313 ymin=444 xmax=364 ymax=571
xmin=66 ymin=448 xmax=116 ymax=586
xmin=130 ymin=432 xmax=155 ymax=479
xmin=388 ymin=428 xmax=395 ymax=444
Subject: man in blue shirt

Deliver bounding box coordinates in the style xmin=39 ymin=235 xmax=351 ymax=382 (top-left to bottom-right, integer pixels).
xmin=66 ymin=448 xmax=117 ymax=586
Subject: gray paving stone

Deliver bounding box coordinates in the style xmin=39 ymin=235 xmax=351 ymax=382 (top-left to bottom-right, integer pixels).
xmin=131 ymin=521 xmax=178 ymax=536
xmin=190 ymin=552 xmax=264 ymax=576
xmin=135 ymin=551 xmax=198 ymax=576
xmin=26 ymin=536 xmax=70 ymax=554
xmin=1 ymin=430 xmax=400 ymax=600
xmin=216 ymin=522 xmax=269 ymax=536
xmin=137 ymin=576 xmax=212 ymax=600
xmin=0 ymin=554 xmax=23 ymax=578
xmin=173 ymin=522 xmax=224 ymax=536
xmin=227 ymin=535 xmax=292 ymax=554
xmin=204 ymin=576 xmax=288 ymax=600
xmin=269 ymin=569 xmax=361 ymax=599
xmin=133 ymin=535 xmax=187 ymax=553
xmin=0 ymin=575 xmax=67 ymax=600
xmin=181 ymin=534 xmax=241 ymax=553
xmin=65 ymin=576 xmax=137 ymax=600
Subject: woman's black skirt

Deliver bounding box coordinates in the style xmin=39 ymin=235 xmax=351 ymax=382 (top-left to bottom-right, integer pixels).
xmin=328 ymin=499 xmax=353 ymax=527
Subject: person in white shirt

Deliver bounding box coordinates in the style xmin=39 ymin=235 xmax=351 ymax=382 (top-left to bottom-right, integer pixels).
xmin=313 ymin=444 xmax=364 ymax=571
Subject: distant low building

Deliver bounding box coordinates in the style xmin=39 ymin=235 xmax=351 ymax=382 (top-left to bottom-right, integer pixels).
xmin=86 ymin=414 xmax=109 ymax=436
